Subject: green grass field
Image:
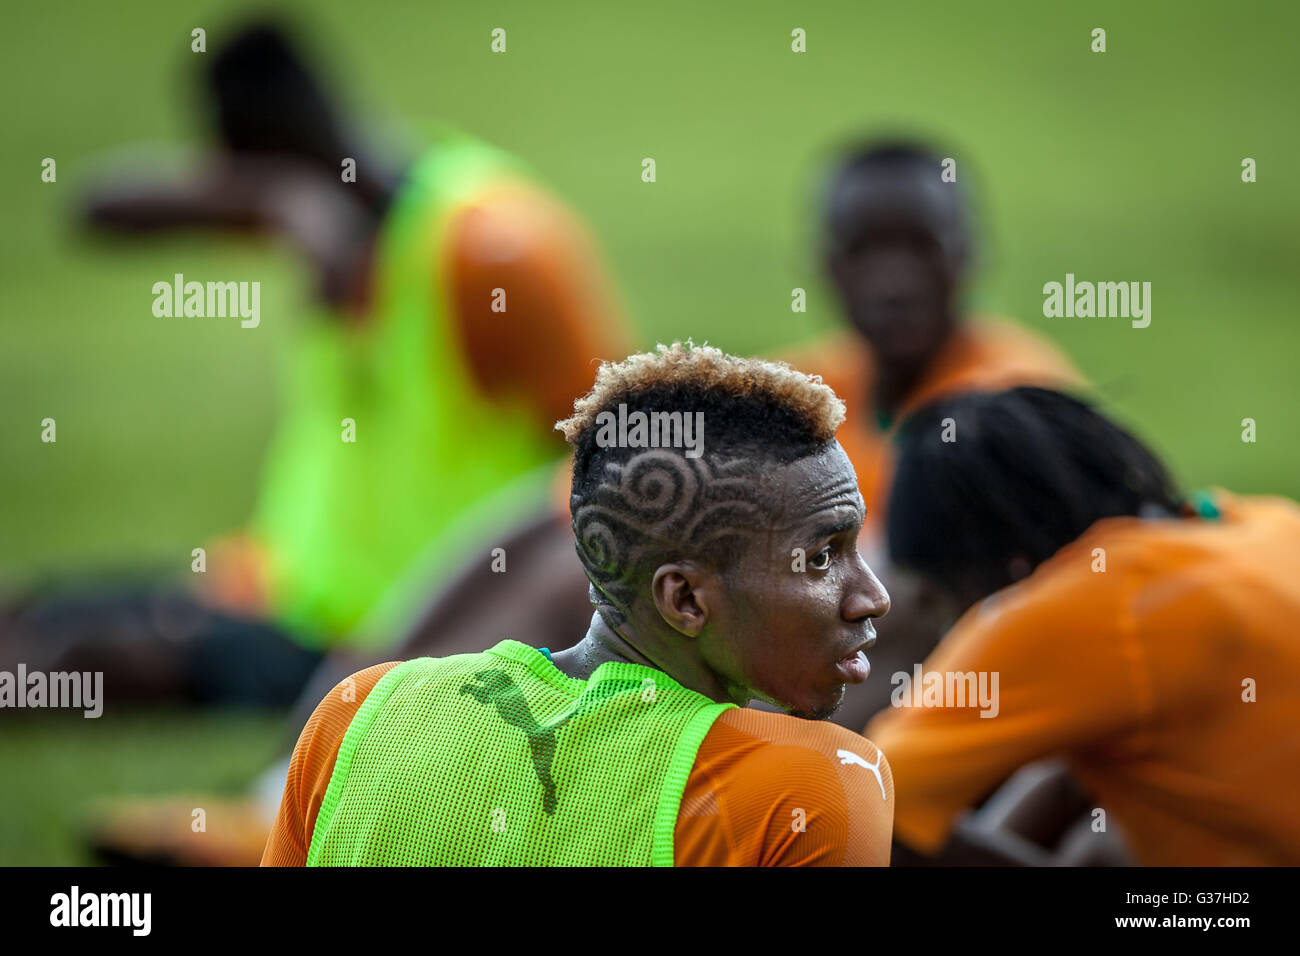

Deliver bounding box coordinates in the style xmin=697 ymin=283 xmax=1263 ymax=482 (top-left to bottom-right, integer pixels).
xmin=0 ymin=711 xmax=283 ymax=865
xmin=2 ymin=0 xmax=1297 ymax=864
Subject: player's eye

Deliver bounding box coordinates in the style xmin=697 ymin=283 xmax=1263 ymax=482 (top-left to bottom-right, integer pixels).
xmin=809 ymin=546 xmax=833 ymax=571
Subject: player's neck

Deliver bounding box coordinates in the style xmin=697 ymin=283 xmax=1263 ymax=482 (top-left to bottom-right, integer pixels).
xmin=872 ymin=316 xmax=960 ymax=415
xmin=550 ymin=614 xmax=739 ymax=705
xmin=550 ymin=614 xmax=659 ymax=680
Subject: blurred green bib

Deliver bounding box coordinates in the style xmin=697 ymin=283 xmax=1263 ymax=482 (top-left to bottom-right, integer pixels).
xmin=252 ymin=139 xmax=559 ymax=648
xmin=306 ymin=640 xmax=734 ymax=866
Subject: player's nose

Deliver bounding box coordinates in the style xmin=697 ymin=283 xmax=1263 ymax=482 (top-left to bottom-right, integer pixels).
xmin=843 ymin=555 xmax=890 ymax=622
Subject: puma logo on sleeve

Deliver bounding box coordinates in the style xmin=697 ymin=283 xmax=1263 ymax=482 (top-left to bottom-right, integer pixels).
xmin=836 ymin=748 xmax=887 ymax=800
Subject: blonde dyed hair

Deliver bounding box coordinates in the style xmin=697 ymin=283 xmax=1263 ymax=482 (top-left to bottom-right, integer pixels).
xmin=556 ymin=341 xmax=844 ymax=446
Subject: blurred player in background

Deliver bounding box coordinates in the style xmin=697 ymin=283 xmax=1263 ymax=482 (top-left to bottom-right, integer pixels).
xmin=265 ymin=344 xmax=894 ymax=866
xmin=1 ymin=20 xmax=627 ymax=706
xmin=0 ymin=19 xmax=636 ymax=866
xmin=869 ymin=387 xmax=1300 ymax=865
xmin=783 ymin=140 xmax=1086 ymax=731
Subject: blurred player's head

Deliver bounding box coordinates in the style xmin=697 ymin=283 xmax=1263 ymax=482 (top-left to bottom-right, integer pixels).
xmin=822 ymin=140 xmax=971 ymax=373
xmin=557 ymin=343 xmax=890 ymax=719
xmin=205 ymin=20 xmax=404 ymax=213
xmin=888 ymin=387 xmax=1183 ymax=611
xmin=208 ymin=23 xmax=346 ymax=164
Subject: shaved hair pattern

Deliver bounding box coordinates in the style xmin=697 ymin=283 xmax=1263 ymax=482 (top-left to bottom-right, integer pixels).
xmin=572 ymin=450 xmax=764 ymax=619
xmin=557 ymin=343 xmax=846 ymax=624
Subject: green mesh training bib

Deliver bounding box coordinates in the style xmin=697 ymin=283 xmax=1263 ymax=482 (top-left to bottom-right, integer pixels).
xmin=306 ymin=641 xmax=736 ymax=866
xmin=252 ymin=137 xmax=560 ymax=648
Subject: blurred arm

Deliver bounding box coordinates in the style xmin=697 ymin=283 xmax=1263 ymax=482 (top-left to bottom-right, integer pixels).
xmin=80 ymin=155 xmax=378 ymax=310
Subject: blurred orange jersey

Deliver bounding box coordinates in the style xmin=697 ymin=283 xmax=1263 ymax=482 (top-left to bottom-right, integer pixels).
xmin=782 ymin=319 xmax=1083 ymax=522
xmin=443 ymin=180 xmax=630 ymax=430
xmin=264 ymin=661 xmax=895 ymax=866
xmin=867 ymin=490 xmax=1300 ymax=865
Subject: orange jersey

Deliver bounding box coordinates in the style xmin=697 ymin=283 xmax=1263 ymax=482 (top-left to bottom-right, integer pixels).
xmin=781 ymin=320 xmax=1083 ymax=520
xmin=866 ymin=491 xmax=1300 ymax=865
xmin=264 ymin=661 xmax=894 ymax=866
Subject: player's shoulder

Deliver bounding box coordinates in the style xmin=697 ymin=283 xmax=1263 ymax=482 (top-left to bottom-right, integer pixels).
xmin=705 ymin=707 xmax=893 ymax=804
xmin=973 ymin=521 xmax=1151 ymax=626
xmin=962 ymin=315 xmax=1083 ymax=385
xmin=941 ymin=514 xmax=1228 ymax=661
xmin=691 ymin=708 xmax=894 ymax=865
xmin=1223 ymin=489 xmax=1300 ymax=525
xmin=449 ymin=179 xmax=580 ymax=258
xmin=308 ymin=661 xmax=404 ymax=731
xmin=283 ymin=660 xmax=407 ymax=841
xmin=1036 ymin=511 xmax=1220 ymax=599
xmin=967 ymin=314 xmax=1068 ymax=357
xmin=713 ymin=705 xmax=884 ymax=750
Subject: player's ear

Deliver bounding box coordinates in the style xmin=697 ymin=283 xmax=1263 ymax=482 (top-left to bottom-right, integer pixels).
xmin=650 ymin=563 xmax=712 ymax=637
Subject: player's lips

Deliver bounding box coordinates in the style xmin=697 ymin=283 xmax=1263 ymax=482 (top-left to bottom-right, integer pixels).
xmin=834 ymin=626 xmax=876 ymax=684
xmin=835 ymin=649 xmax=870 ymax=684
